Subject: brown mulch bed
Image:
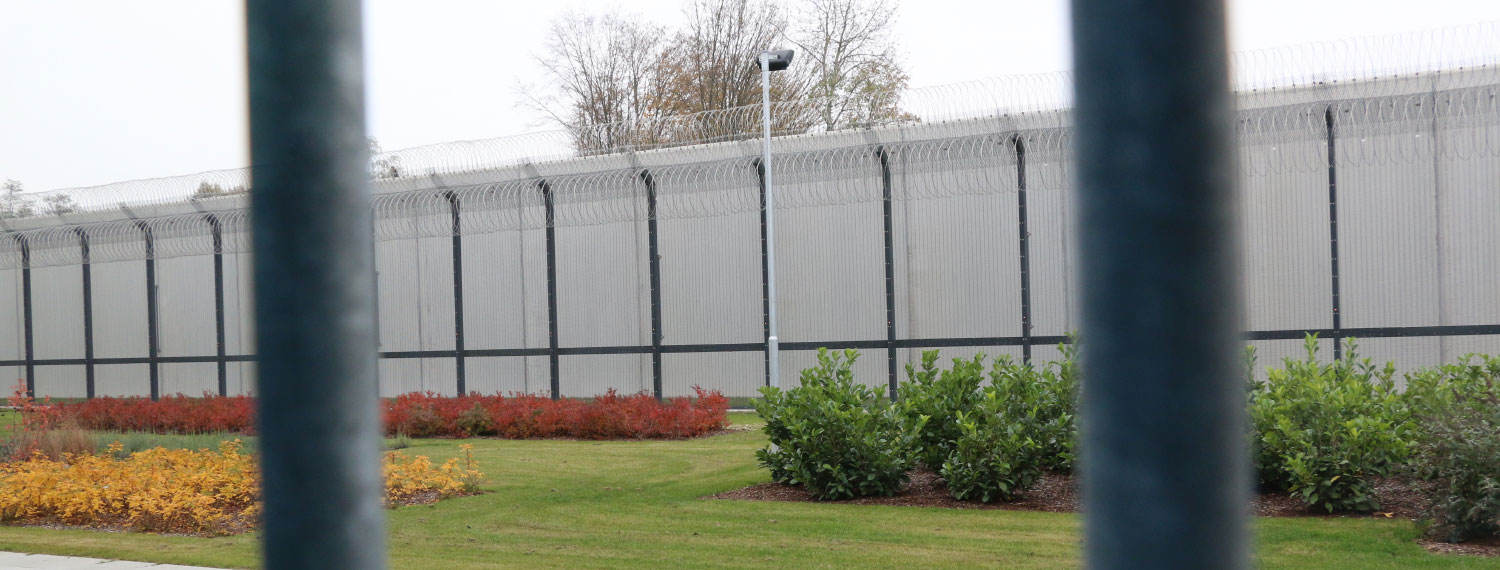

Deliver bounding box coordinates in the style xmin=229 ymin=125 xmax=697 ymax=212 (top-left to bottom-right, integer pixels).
xmin=1420 ymin=536 xmax=1500 ymax=557
xmin=710 ymin=471 xmax=1499 ymax=557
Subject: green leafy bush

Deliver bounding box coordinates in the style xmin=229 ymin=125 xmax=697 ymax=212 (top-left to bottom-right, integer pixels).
xmin=988 ymin=346 xmax=1080 ymax=473
xmin=896 ymin=351 xmax=986 ymax=468
xmin=940 ymin=397 xmax=1044 ymax=502
xmin=1405 ymin=354 xmax=1500 ymax=543
xmin=1249 ymin=335 xmax=1412 ymax=513
xmin=938 ymin=347 xmax=1079 ymax=502
xmin=898 ymin=341 xmax=1079 ymax=479
xmin=753 ymin=348 xmax=924 ymax=500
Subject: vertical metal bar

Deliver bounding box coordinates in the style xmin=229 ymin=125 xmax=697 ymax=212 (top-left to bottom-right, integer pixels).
xmin=540 ymin=180 xmax=560 ymax=400
xmin=15 ymin=234 xmax=33 ymax=398
xmin=1325 ymin=106 xmax=1343 ymax=360
xmin=641 ymin=170 xmax=664 ymax=400
xmin=444 ymin=191 xmax=466 ymax=395
xmin=753 ymin=159 xmax=772 ymax=388
xmin=207 ymin=214 xmax=228 ymax=397
xmin=1428 ymin=87 xmax=1448 ymax=364
xmin=246 ymin=0 xmax=386 ymax=567
xmin=1071 ymin=0 xmax=1247 ymax=568
xmin=1015 ymin=136 xmax=1034 ymax=363
xmin=877 ymin=146 xmax=898 ymax=400
xmin=136 ymin=220 xmax=159 ymax=401
xmin=76 ymin=228 xmax=94 ymax=399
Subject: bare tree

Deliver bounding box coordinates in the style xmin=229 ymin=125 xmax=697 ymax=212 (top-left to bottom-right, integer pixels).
xmin=523 ymin=12 xmax=672 ymax=153
xmin=0 ymin=179 xmax=35 ymax=219
xmin=42 ymin=193 xmax=76 ymax=215
xmin=526 ymin=0 xmax=912 ymax=152
xmin=789 ymin=0 xmax=912 ymax=130
xmin=367 ymin=137 xmax=402 ymax=179
xmin=658 ymin=0 xmax=803 ymax=114
xmin=194 ymin=181 xmax=247 ymax=198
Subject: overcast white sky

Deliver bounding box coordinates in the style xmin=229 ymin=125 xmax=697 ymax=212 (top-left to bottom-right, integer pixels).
xmin=1 ymin=0 xmax=1498 ymax=191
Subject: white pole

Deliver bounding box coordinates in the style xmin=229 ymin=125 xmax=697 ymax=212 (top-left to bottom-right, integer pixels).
xmin=760 ymin=53 xmax=780 ymax=390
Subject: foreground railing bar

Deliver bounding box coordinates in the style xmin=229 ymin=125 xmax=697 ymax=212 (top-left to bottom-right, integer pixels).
xmin=246 ymin=0 xmax=387 ymax=567
xmin=1072 ymin=0 xmax=1248 ymax=567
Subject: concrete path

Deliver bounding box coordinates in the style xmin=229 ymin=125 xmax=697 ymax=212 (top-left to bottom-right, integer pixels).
xmin=0 ymin=552 xmax=221 ymax=570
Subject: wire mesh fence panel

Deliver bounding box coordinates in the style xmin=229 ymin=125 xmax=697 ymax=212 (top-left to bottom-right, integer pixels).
xmin=457 ymin=230 xmax=535 ymax=349
xmin=155 ymin=254 xmax=218 ymax=358
xmin=89 ymin=261 xmax=148 ymax=360
xmin=1023 ymin=132 xmax=1080 ymax=340
xmin=1336 ymin=100 xmax=1443 ymax=332
xmin=226 ymin=250 xmax=256 ymax=395
xmin=94 ymin=363 xmax=149 ymax=398
xmin=29 ymin=265 xmax=83 ymax=361
xmin=464 ymin=356 xmax=531 ymax=395
xmin=893 ymin=144 xmax=1022 ymax=341
xmin=559 ymin=354 xmax=651 ymax=398
xmin=0 ymin=265 xmax=21 ymax=364
xmin=1433 ymin=92 xmax=1500 ymax=330
xmin=774 ymin=150 xmax=886 ymax=347
xmin=662 ymin=352 xmax=763 ymax=399
xmin=1236 ymin=106 xmax=1332 ymax=333
xmin=160 ymin=362 xmax=218 ymax=397
xmin=775 ymin=348 xmax=889 ymax=393
xmin=377 ymin=359 xmax=426 ymax=396
xmin=34 ymin=365 xmax=85 ymax=399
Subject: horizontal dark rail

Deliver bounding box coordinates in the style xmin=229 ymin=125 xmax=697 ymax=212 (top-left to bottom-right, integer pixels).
xmin=1244 ymin=324 xmax=1500 ymax=340
xmin=9 ymin=324 xmax=1495 ymax=368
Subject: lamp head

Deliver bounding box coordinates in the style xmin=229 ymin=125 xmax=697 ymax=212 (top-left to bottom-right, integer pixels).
xmin=759 ymin=49 xmax=795 ymax=72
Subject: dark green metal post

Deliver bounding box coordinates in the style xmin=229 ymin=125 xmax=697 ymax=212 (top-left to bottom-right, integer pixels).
xmin=1071 ymin=0 xmax=1248 ymax=568
xmin=246 ymin=1 xmax=386 ymax=568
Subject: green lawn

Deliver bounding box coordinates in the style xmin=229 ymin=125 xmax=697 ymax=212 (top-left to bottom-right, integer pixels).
xmin=0 ymin=412 xmax=1488 ymax=569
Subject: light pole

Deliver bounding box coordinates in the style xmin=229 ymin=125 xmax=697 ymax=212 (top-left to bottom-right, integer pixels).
xmin=759 ymin=48 xmax=793 ymax=389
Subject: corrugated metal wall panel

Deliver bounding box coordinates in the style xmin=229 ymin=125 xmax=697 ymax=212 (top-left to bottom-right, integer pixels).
xmin=95 ymin=363 xmax=149 ymax=397
xmin=0 ymin=267 xmax=21 ymax=361
xmin=1238 ymin=136 xmax=1333 ymax=332
xmin=463 ymin=356 xmax=530 ymax=395
xmin=91 ymin=261 xmax=148 ymax=359
xmin=160 ymin=362 xmax=218 ymax=396
xmin=661 ymin=352 xmax=762 ymax=399
xmin=156 ymin=254 xmax=217 ymax=357
xmin=30 ymin=265 xmax=83 ymax=359
xmin=34 ymin=364 xmax=85 ymax=398
xmin=559 ymin=354 xmax=650 ymax=397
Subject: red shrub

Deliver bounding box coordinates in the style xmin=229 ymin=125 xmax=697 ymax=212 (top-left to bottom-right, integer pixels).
xmin=29 ymin=386 xmax=728 ymax=440
xmin=58 ymin=393 xmax=257 ymax=434
xmin=379 ymin=387 xmax=728 ymax=439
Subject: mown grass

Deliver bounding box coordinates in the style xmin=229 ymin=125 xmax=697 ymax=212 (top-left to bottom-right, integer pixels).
xmin=0 ymin=412 xmax=1487 ymax=569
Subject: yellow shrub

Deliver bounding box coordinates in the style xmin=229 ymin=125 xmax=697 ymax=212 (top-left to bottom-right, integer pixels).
xmin=384 ymin=444 xmax=484 ymax=505
xmin=0 ymin=441 xmax=483 ymax=536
